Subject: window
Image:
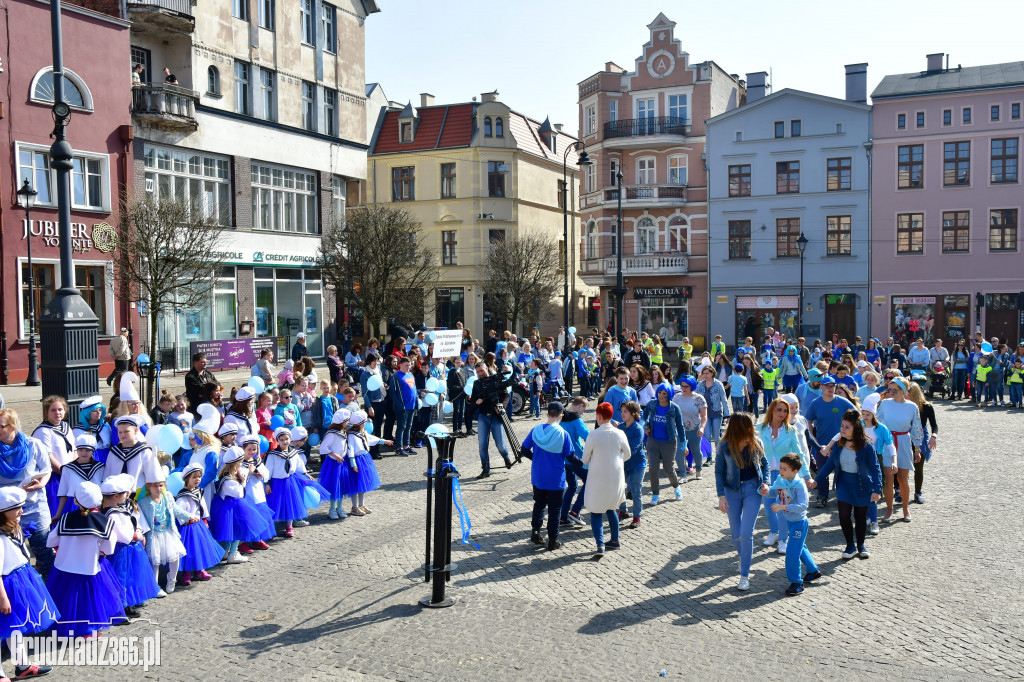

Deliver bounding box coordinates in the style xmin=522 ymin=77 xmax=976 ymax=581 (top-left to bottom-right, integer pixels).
xmin=257 ymin=0 xmax=274 ymax=29
xmin=668 ymin=216 xmax=687 ymax=252
xmin=484 ymin=117 xmax=492 ymax=137
xmin=609 ymin=158 xmax=619 ymax=187
xmin=321 ymin=88 xmax=337 ymax=136
xmin=608 ymin=100 xmax=617 ymax=122
xmin=728 ymin=220 xmax=751 ymax=259
xmin=774 ymin=121 xmax=784 ymax=138
xmin=331 ymin=175 xmax=346 ymax=227
xmin=776 ymin=161 xmax=799 ymax=193
xmin=916 ymin=112 xmax=925 ymax=128
xmin=991 ymin=138 xmax=1018 ymax=183
xmin=791 ymin=119 xmax=802 ymax=137
xmin=495 ymin=117 xmax=503 ymax=137
xmin=826 ymin=215 xmax=852 ymax=255
xmin=943 ymin=109 xmax=952 ymax=126
xmin=131 ymin=46 xmax=151 ymax=84
xmin=71 ymin=158 xmax=104 ymax=210
xmin=728 ymin=164 xmax=751 ymax=197
xmin=896 ymin=213 xmax=924 ymax=254
xmin=19 ymin=144 xmax=107 ymax=210
xmin=584 ymin=163 xmax=596 ymax=193
xmin=391 ymin=166 xmax=415 ymax=201
xmin=232 ymin=0 xmax=247 ymax=20
xmin=301 ymin=81 xmax=315 ymax=131
xmin=963 ymin=107 xmax=972 ymax=124
xmin=75 ymin=265 xmax=106 ymax=332
xmin=942 ymin=211 xmax=970 ymax=252
xmin=584 ymin=221 xmax=597 ymax=259
xmin=991 ymin=105 xmax=1000 ymax=121
xmin=827 ymin=157 xmax=852 ymax=191
xmin=897 ymin=144 xmax=924 ymax=188
xmin=21 ymin=263 xmax=55 ymax=336
xmin=637 ymin=158 xmax=655 ymax=185
xmin=668 ymin=156 xmax=686 ymax=185
xmin=990 ymin=209 xmax=1018 ymax=251
xmin=234 ymin=61 xmax=250 ymax=115
xmin=776 ymin=218 xmax=800 ymax=257
xmin=640 ymin=296 xmax=688 ymax=344
xmin=943 ymin=141 xmax=970 ymax=185
xmin=30 ymin=67 xmax=90 ymax=110
xmin=897 ymin=114 xmax=906 ymax=130
xmin=435 ymin=288 xmax=465 ymax=329
xmin=299 ymin=0 xmax=314 ymax=45
xmin=207 ymin=66 xmax=220 ymax=96
xmin=1013 ymin=103 xmax=1021 ymax=120
xmin=441 ymin=163 xmax=456 ymax=198
xmin=321 ymin=3 xmax=337 ymax=53
xmin=144 ymin=144 xmax=230 ymax=225
xmin=251 ymin=163 xmax=318 ymax=233
xmin=668 ymin=94 xmax=687 ymax=122
xmin=256 ymin=67 xmax=276 ymax=121
xmin=636 ymin=98 xmax=655 ymax=120
xmin=442 ymin=231 xmax=458 ymax=265
xmin=488 ymin=161 xmax=506 ymax=197
xmin=488 ymin=229 xmax=505 ymax=248
xmin=635 ymin=217 xmax=655 ymax=254
xmin=584 ymin=105 xmax=596 ymax=136
xmin=400 ymin=121 xmax=413 ymax=142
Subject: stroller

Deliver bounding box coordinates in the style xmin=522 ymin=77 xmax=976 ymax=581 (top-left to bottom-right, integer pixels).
xmin=928 ymin=363 xmax=950 ymax=400
xmin=910 ymin=369 xmax=929 ymax=394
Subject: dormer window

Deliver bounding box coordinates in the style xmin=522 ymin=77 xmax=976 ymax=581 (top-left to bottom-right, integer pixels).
xmin=495 ymin=117 xmax=503 ymax=137
xmin=484 ymin=117 xmax=492 ymax=137
xmin=400 ymin=120 xmax=413 ymax=142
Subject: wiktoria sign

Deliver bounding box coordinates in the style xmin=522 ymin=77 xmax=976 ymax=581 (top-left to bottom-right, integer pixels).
xmin=21 ymin=219 xmax=117 ymax=254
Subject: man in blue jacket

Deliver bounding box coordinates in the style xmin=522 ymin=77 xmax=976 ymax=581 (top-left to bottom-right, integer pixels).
xmin=520 ymin=401 xmax=576 ymax=551
xmin=558 ymin=397 xmax=591 ymax=526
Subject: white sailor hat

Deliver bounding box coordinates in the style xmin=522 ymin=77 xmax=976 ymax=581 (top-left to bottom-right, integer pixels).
xmin=74 ymin=481 xmax=103 ymax=509
xmin=331 ymin=409 xmax=351 ymax=425
xmin=289 ymin=427 xmax=308 ymax=442
xmin=75 ymin=433 xmax=97 ymax=451
xmin=349 ymin=411 xmax=368 ymax=427
xmin=0 ymin=487 xmax=27 ymax=513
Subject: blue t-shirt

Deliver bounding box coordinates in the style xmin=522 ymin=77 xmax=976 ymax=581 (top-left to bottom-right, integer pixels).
xmin=604 ymin=385 xmax=638 ymax=423
xmin=616 ymin=420 xmax=647 ymax=473
xmin=807 ymin=395 xmax=856 ymax=444
xmin=396 ymin=370 xmax=418 ymax=410
xmin=727 ymin=374 xmax=748 ymax=397
xmin=651 ymin=404 xmax=670 ymax=442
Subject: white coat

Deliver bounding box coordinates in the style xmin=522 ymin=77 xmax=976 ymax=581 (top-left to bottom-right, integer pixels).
xmin=582 ymin=423 xmax=630 ymax=513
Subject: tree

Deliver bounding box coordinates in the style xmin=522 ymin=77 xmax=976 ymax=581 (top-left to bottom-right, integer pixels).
xmin=317 ymin=205 xmax=438 ymax=336
xmin=114 ymin=197 xmax=228 ymax=364
xmin=482 ymin=233 xmax=561 ymax=335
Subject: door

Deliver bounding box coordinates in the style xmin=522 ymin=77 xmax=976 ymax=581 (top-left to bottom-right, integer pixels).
xmin=985 ymin=294 xmax=1018 ymax=345
xmin=636 ymin=98 xmax=655 ymax=134
xmin=826 ymin=301 xmax=856 ymax=341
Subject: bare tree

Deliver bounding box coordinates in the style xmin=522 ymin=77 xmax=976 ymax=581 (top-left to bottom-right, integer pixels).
xmin=114 ymin=197 xmax=228 ymax=363
xmin=482 ymin=233 xmax=561 ymax=335
xmin=317 ymin=205 xmax=438 ymax=336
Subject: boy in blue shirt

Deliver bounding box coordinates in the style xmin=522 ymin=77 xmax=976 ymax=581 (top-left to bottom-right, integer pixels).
xmin=559 ymin=397 xmax=591 ymax=526
xmin=769 ymin=453 xmax=821 ymax=595
xmin=727 ymin=363 xmax=749 ymax=414
xmin=604 ymin=367 xmax=638 ymax=422
xmin=520 ymin=401 xmax=576 ymax=551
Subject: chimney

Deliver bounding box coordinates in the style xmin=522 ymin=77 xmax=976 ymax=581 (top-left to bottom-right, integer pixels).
xmin=419 ymin=93 xmax=435 ymax=108
xmin=926 ymin=53 xmax=944 ymax=72
xmin=481 ymin=90 xmax=499 ymax=103
xmin=844 ymin=63 xmax=868 ymax=104
xmin=746 ymin=71 xmax=768 ymax=102
xmin=553 ymin=123 xmax=563 ymax=133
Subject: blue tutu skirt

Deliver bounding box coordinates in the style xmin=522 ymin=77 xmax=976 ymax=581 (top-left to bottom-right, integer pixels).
xmin=210 ymin=495 xmax=273 ymax=543
xmin=109 ymin=541 xmax=160 ymax=607
xmin=317 ymin=456 xmax=346 ymax=501
xmin=265 ymin=475 xmax=309 ymax=522
xmin=340 ymin=454 xmax=381 ymax=496
xmin=0 ymin=564 xmax=60 ymax=640
xmin=178 ymin=520 xmax=226 ymax=571
xmin=254 ymin=502 xmax=277 ymax=541
xmin=94 ymin=447 xmax=110 ymax=464
xmin=46 ymin=476 xmax=62 ymax=517
xmin=46 ymin=563 xmax=125 ymax=637
xmin=296 ymin=473 xmax=330 ymax=506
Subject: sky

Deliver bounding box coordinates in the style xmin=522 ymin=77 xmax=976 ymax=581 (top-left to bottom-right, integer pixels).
xmin=366 ymin=0 xmax=1024 ymax=137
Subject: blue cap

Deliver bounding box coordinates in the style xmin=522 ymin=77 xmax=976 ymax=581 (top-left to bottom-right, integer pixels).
xmin=820 ymin=375 xmax=837 ymax=385
xmin=808 ymin=368 xmax=824 ymax=380
xmin=733 ymin=364 xmax=744 ymax=372
xmin=764 ymin=361 xmax=773 ymax=369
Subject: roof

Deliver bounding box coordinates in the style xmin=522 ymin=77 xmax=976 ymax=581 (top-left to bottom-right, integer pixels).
xmin=508 ymin=111 xmax=579 ymax=165
xmin=871 ymin=61 xmax=1024 ymax=99
xmin=365 ymin=82 xmax=378 ymax=97
xmin=371 ymin=103 xmax=475 ymax=154
xmin=707 ymin=87 xmax=870 ymax=126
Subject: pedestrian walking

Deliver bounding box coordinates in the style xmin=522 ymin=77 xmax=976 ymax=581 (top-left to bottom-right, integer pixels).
xmin=107 ymin=328 xmax=131 ymax=386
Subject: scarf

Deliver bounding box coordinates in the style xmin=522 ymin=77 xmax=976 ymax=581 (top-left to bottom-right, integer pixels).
xmin=0 ymin=432 xmax=33 ymax=479
xmin=55 ymin=509 xmax=114 ymax=538
xmin=37 ymin=422 xmax=74 ymax=454
xmin=102 ymin=504 xmax=138 ymax=533
xmin=269 ymin=448 xmax=295 ymax=474
xmin=109 ymin=442 xmax=149 ymax=476
xmin=63 ymin=459 xmax=104 ymax=483
xmin=3 ymin=529 xmax=31 ymax=561
xmin=175 ymin=487 xmax=207 ymax=518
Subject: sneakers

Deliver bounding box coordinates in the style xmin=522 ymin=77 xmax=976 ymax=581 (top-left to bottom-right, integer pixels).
xmin=547 ymin=539 xmax=561 ymax=551
xmin=349 ymin=508 xmax=365 ymax=517
xmin=194 ymin=569 xmax=213 ymax=581
xmin=803 ymin=571 xmax=822 ymax=583
xmin=566 ymin=512 xmax=584 ymax=526
xmin=605 ymin=541 xmax=620 ymax=549
xmin=913 ymin=492 xmax=925 ymax=504
xmin=868 ymin=522 xmax=880 ymax=535
xmin=559 ymin=518 xmax=573 ymax=527
xmin=650 ymin=495 xmax=660 ymax=506
xmin=785 ymin=582 xmax=804 ymax=596
xmin=226 ymin=552 xmax=248 ymax=564
xmin=294 ymin=519 xmax=310 ymax=527
xmin=737 ymin=576 xmax=750 ymax=591
xmin=155 ymin=589 xmax=167 ymax=598
xmin=628 ymin=517 xmax=641 ymax=529
xmin=840 ymin=545 xmax=858 ymax=560
xmin=617 ymin=510 xmax=629 ymax=521
xmin=674 ymin=487 xmax=683 ymax=500
xmin=238 ymin=542 xmax=254 ymax=555
xmin=328 ymin=509 xmax=339 ymax=520
xmin=858 ymin=545 xmax=870 ymax=559
xmin=763 ymin=532 xmax=779 ymax=546
xmin=177 ymin=573 xmax=192 ymax=587
xmin=894 ymin=492 xmax=902 ymax=504
xmin=594 ymin=546 xmax=606 ymax=558
xmin=284 ymin=526 xmax=295 ymax=537
xmin=530 ymin=530 xmax=544 ymax=545
xmin=815 ymin=499 xmax=827 ymax=509
xmin=777 ymin=541 xmax=787 ymax=555
xmin=252 ymin=540 xmax=271 ymax=550
xmin=165 ymin=581 xmax=176 ymax=595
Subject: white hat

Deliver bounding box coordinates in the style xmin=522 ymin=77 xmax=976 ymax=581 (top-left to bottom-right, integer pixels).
xmin=856 ymin=360 xmax=869 ymax=368
xmin=221 ymin=446 xmax=244 ymax=465
xmin=217 ymin=423 xmax=238 ymax=438
xmin=862 ymin=392 xmax=882 ymax=415
xmin=284 ymin=360 xmax=294 ymax=370
xmin=75 ymin=434 xmax=97 ymax=451
xmin=80 ymin=395 xmax=103 ymax=412
xmin=114 ymin=414 xmax=144 ymax=429
xmin=349 ymin=411 xmax=368 ymax=427
xmin=150 ymin=466 xmax=167 ymax=483
xmin=331 ymin=409 xmax=351 ymax=425
xmin=238 ymin=434 xmax=260 ymax=447
xmin=290 ymin=427 xmax=308 ymax=442
xmin=779 ymin=393 xmax=799 ymax=409
xmin=296 ymin=332 xmax=306 ymax=339
xmin=74 ymin=481 xmax=103 ymax=509
xmin=176 ymin=412 xmax=194 ymax=425
xmin=100 ymin=474 xmax=135 ymax=495
xmin=193 ymin=403 xmax=221 ymax=435
xmin=273 ymin=426 xmax=291 ymax=440
xmin=181 ymin=462 xmax=204 ymax=479
xmin=235 ymin=386 xmax=256 ymax=401
xmin=119 ymin=372 xmax=141 ymax=403
xmin=0 ymin=487 xmax=27 ymax=513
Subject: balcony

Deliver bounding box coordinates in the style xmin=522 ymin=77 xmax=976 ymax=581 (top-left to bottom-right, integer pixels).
xmin=598 ymin=184 xmax=689 ymax=205
xmin=580 ymin=253 xmax=688 ymax=286
xmin=131 ymin=83 xmax=199 ymax=131
xmin=127 ymin=0 xmax=195 ymax=34
xmin=604 ymin=116 xmax=690 ymax=139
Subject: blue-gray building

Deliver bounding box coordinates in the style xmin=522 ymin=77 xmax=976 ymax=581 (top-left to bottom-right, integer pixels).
xmin=706 ymin=68 xmax=872 ymax=349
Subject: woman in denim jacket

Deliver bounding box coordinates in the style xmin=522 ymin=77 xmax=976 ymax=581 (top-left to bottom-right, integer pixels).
xmin=642 ymin=383 xmax=685 ymax=504
xmin=695 ymin=364 xmax=730 ymax=454
xmin=715 ymin=413 xmax=770 ymax=591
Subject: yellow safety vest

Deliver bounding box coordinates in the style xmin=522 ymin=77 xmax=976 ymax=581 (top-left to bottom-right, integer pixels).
xmin=711 ymin=341 xmax=726 ymax=357
xmin=975 ymin=365 xmax=992 ymax=382
xmin=651 ymin=344 xmax=663 ymax=364
xmin=760 ymin=368 xmax=780 ymax=391
xmin=1009 ymin=367 xmax=1024 ymax=384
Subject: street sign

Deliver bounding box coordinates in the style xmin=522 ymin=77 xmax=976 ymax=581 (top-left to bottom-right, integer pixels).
xmin=592 ymin=299 xmax=602 ymax=310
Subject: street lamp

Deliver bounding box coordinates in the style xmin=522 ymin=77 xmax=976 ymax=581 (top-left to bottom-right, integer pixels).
xmin=797 ymin=232 xmax=809 ymax=335
xmin=612 ymin=170 xmax=625 ymax=341
xmin=16 ymin=179 xmax=40 ymax=387
xmin=562 ymin=142 xmax=592 ymax=354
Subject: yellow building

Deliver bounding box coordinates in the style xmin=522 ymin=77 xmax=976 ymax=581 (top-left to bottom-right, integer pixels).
xmin=365 ymin=91 xmax=590 ymax=338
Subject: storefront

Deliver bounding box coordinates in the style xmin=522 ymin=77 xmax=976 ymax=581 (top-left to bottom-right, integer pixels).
xmin=735 ymin=295 xmax=799 ymax=344
xmin=891 ymin=295 xmax=971 ymax=346
xmin=253 ymin=266 xmax=324 ymax=359
xmin=985 ymin=294 xmax=1022 ymax=345
xmin=637 ymin=286 xmax=691 ymax=347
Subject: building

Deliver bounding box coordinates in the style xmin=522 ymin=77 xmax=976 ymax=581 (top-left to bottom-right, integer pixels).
xmin=0 ymin=0 xmax=133 ymax=385
xmin=364 ymin=90 xmax=583 ymax=337
xmin=114 ymin=0 xmax=378 ymax=367
xmin=706 ymin=68 xmax=872 ymax=348
xmin=870 ymin=55 xmax=1024 ymax=347
xmin=577 ymin=13 xmax=745 ymax=351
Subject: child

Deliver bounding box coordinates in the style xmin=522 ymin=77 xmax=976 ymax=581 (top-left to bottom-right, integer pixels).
xmin=519 ymin=401 xmax=575 ymax=551
xmin=769 ymin=453 xmax=821 ymax=595
xmin=238 ymin=435 xmax=274 ymax=550
xmin=584 ymin=355 xmax=600 ymax=399
xmin=33 ymin=395 xmax=75 ymax=518
xmin=342 ymin=412 xmax=388 ymax=517
xmin=54 ymin=433 xmax=105 ymax=518
xmin=312 ymin=380 xmax=338 ymax=442
xmin=138 ymin=473 xmax=190 ymax=596
xmin=173 ymin=463 xmax=224 ymax=585
xmin=166 ymin=394 xmax=191 ymax=428
xmin=974 ymin=354 xmax=993 ymax=407
xmin=0 ymin=488 xmax=59 ymax=680
xmin=1009 ymin=357 xmax=1024 ymax=408
xmin=106 ymin=415 xmax=159 ymax=490
xmin=834 ymin=364 xmax=857 ymax=390
xmin=210 ymin=447 xmax=272 ymax=561
xmin=559 ymin=397 xmax=591 ymax=525
xmin=728 ymin=364 xmax=749 ymax=414
xmin=101 ymin=473 xmax=159 ymax=617
xmin=274 ymin=390 xmax=301 ymax=428
xmin=277 ymin=359 xmax=295 ymax=389
xmin=46 ymin=482 xmax=124 ymax=637
xmin=528 ymin=359 xmax=544 ymax=419
xmin=760 ymin=361 xmax=779 ymax=411
xmin=615 ymin=401 xmax=646 ymax=529
xmin=286 ymin=428 xmax=329 ymax=525
xmin=264 ymin=429 xmax=315 ymax=536
xmin=255 ymin=391 xmax=276 ymax=446
xmin=188 ymin=406 xmax=223 ymax=475
xmin=150 ymin=391 xmax=174 ymax=425
xmin=318 ymin=409 xmax=351 ymax=520
xmin=76 ymin=394 xmax=112 ymax=463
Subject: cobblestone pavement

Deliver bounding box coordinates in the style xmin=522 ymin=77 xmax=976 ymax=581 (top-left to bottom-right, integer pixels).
xmin=26 ymin=401 xmax=1024 ymax=680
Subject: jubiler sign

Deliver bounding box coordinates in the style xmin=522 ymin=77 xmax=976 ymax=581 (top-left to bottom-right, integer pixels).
xmin=22 ymin=219 xmax=116 ymax=254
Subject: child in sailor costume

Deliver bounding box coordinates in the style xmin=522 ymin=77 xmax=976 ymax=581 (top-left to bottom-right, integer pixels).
xmin=317 ymin=409 xmax=352 ymax=520
xmin=342 ymin=411 xmax=386 ymax=516
xmin=105 ymin=415 xmax=160 ymax=492
xmin=101 ymin=473 xmax=159 ymax=616
xmin=209 ymin=446 xmax=273 ymax=562
xmin=109 ymin=373 xmax=152 ymax=448
xmin=45 ymin=482 xmax=125 ymax=637
xmin=53 ymin=433 xmax=105 ymax=518
xmin=31 ymin=397 xmax=75 ymax=518
xmin=264 ymin=428 xmax=329 ymax=536
xmin=187 ymin=410 xmax=228 ymax=508
xmin=75 ymin=395 xmax=112 ymax=464
xmin=174 ymin=463 xmax=224 ymax=584
xmin=138 ymin=471 xmax=191 ymax=596
xmin=222 ymin=387 xmax=260 ymax=438
xmin=238 ymin=435 xmax=274 ymax=551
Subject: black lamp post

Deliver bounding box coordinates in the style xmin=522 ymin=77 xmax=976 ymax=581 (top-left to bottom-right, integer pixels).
xmin=16 ymin=179 xmax=40 ymax=387
xmin=612 ymin=170 xmax=626 ymax=341
xmin=797 ymin=232 xmax=809 ymax=334
xmin=562 ymin=142 xmax=592 ymax=354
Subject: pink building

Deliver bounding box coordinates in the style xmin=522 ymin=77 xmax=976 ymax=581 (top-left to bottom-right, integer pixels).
xmin=870 ymin=55 xmax=1024 ymax=347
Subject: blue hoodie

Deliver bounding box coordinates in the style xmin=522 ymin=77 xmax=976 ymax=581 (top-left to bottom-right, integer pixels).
xmin=616 ymin=419 xmax=646 ymax=473
xmin=768 ymin=475 xmax=810 ymax=523
xmin=521 ymin=423 xmax=572 ymax=490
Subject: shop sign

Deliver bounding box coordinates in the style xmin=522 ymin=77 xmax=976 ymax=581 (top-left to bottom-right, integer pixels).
xmin=189 ymin=337 xmax=277 ymax=372
xmin=893 ymin=296 xmax=935 ymax=305
xmin=252 ymin=251 xmax=317 ymax=265
xmin=634 ymin=286 xmax=692 ymax=299
xmin=22 ymin=219 xmax=116 ymax=254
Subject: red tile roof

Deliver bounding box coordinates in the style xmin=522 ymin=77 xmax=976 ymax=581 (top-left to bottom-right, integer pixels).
xmin=372 ymin=103 xmax=475 ymax=154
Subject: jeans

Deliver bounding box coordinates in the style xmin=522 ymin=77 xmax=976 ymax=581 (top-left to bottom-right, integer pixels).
xmin=679 ymin=427 xmax=704 ymax=473
xmin=560 ymin=466 xmax=587 ymax=520
xmin=24 ymin=510 xmax=53 ymax=579
xmin=463 ymin=402 xmax=476 ymax=433
xmin=762 ymin=469 xmax=780 ymax=534
xmin=415 ymin=407 xmax=432 ymax=439
xmin=977 ymin=381 xmax=994 ymax=402
xmin=532 ymin=487 xmax=564 ymax=541
xmin=748 ymin=392 xmax=760 ymax=419
xmin=395 ymin=407 xmax=415 ymax=449
xmin=590 ymin=510 xmax=620 ymax=548
xmin=452 ymin=397 xmax=465 ymax=431
xmin=705 ymin=414 xmax=723 ymax=449
xmin=952 ymin=367 xmax=968 ymax=398
xmin=370 ymin=401 xmax=385 ymax=454
xmin=383 ymin=401 xmax=396 ymax=440
xmin=724 ymin=478 xmax=762 ymax=577
xmin=993 ymin=379 xmax=1005 ymax=403
xmin=477 ymin=412 xmax=509 ymax=472
xmin=1010 ymin=382 xmax=1023 ymax=405
xmin=106 ymin=358 xmax=130 ymax=385
xmin=761 ymin=389 xmax=776 ymax=411
xmin=529 ymin=393 xmax=541 ymax=418
xmin=785 ymin=518 xmax=819 ymax=585
xmin=731 ymin=396 xmax=746 ymax=414
xmin=619 ymin=465 xmax=646 ymax=519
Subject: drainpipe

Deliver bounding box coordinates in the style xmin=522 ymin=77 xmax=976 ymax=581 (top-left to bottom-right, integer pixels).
xmin=865 ymin=137 xmax=873 ymax=340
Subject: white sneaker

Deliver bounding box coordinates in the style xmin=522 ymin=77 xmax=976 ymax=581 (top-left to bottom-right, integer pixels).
xmin=763 ymin=532 xmax=779 ymax=546
xmin=777 ymin=541 xmax=787 ymax=555
xmin=328 ymin=509 xmax=339 ymax=520
xmin=294 ymin=519 xmax=310 ymax=527
xmin=673 ymin=487 xmax=683 ymax=500
xmin=165 ymin=581 xmax=176 ymax=595
xmin=650 ymin=495 xmax=660 ymax=506
xmin=737 ymin=576 xmax=750 ymax=591
xmin=868 ymin=522 xmax=879 ymax=535
xmin=226 ymin=552 xmax=248 ymax=564
xmin=155 ymin=589 xmax=167 ymax=598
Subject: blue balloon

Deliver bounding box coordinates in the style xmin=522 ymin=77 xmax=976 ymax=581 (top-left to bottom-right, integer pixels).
xmin=137 ymin=353 xmax=151 ymax=364
xmin=981 ymin=342 xmax=994 ymax=353
xmin=248 ymin=376 xmax=266 ymax=393
xmin=166 ymin=471 xmax=185 ymax=497
xmin=568 ymin=327 xmax=576 ymax=335
xmin=443 ymin=400 xmax=453 ymax=415
xmin=365 ymin=421 xmax=373 ymax=435
xmin=425 ymin=377 xmax=440 ymax=393
xmin=424 ymin=393 xmax=439 ymax=406
xmin=307 ymin=433 xmax=320 ymax=447
xmin=365 ymin=375 xmax=383 ymax=392
xmin=258 ymin=435 xmax=269 ymax=454
xmin=157 ymin=425 xmax=183 ymax=454
xmin=303 ymin=486 xmax=321 ymax=508
xmin=428 ymin=330 xmax=436 ymax=342
xmin=270 ymin=415 xmax=285 ymax=430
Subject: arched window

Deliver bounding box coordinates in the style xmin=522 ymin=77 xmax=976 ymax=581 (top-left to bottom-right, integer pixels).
xmin=585 ymin=220 xmax=597 ymax=259
xmin=29 ymin=67 xmax=92 ymax=111
xmin=636 ymin=217 xmax=655 ymax=254
xmin=668 ymin=216 xmax=688 ymax=253
xmin=484 ymin=117 xmax=492 ymax=137
xmin=207 ymin=66 xmax=221 ymax=95
xmin=495 ymin=117 xmax=504 ymax=137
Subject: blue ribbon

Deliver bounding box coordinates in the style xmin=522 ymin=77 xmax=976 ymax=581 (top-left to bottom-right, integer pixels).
xmin=442 ymin=461 xmax=479 ymax=549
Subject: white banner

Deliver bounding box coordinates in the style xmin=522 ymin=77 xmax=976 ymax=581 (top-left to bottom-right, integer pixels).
xmin=432 ymin=330 xmax=462 ymax=358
